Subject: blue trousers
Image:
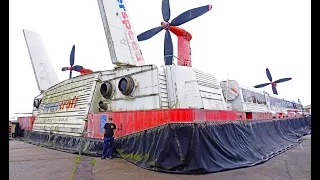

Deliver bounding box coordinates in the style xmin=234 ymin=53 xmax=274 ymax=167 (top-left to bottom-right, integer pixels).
xmin=102 ymin=137 xmax=114 ymax=158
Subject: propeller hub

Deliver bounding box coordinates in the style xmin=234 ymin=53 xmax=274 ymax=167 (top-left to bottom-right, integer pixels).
xmin=161 ymin=21 xmax=170 ymax=29
xmin=271 ymin=82 xmax=277 ymax=87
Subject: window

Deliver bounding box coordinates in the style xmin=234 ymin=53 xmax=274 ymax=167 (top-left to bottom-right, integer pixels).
xmin=286 ymin=101 xmax=294 ymax=109
xmin=286 ymin=101 xmax=290 ymax=108
xmin=276 ymin=98 xmax=280 ymax=107
xmin=246 ymin=90 xmax=252 ymax=102
xmin=283 ymin=100 xmax=286 ymax=107
xmin=256 ymin=93 xmax=262 ymax=104
xmin=281 ymin=99 xmax=285 ymax=108
xmin=261 ymin=95 xmax=267 ymax=105
xmin=242 ymin=89 xmax=247 ymax=102
xmin=270 ymin=97 xmax=276 ymax=106
xmin=269 ymin=97 xmax=273 ymax=106
xmin=251 ymin=91 xmax=257 ymax=103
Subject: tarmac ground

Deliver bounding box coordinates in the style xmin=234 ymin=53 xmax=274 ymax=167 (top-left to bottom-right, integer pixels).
xmin=9 ymin=135 xmax=311 ymax=180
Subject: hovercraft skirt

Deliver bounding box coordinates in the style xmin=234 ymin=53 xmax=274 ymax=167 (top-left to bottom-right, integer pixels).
xmin=22 ymin=117 xmax=311 ymax=174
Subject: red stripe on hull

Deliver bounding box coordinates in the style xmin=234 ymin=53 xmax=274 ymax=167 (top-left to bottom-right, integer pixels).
xmin=17 ymin=109 xmax=304 ymax=140
xmin=86 ymin=109 xmax=274 ymax=139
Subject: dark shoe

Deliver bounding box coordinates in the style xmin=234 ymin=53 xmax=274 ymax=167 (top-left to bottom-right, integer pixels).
xmin=101 ymin=156 xmax=106 ymax=159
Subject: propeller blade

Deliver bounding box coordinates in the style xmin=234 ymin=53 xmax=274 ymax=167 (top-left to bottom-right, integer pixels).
xmin=162 ymin=0 xmax=171 ymax=22
xmin=70 ymin=44 xmax=75 ymax=67
xmin=69 ymin=70 xmax=72 ymax=79
xmin=274 ymin=78 xmax=292 ymax=84
xmin=72 ymin=65 xmax=83 ymax=71
xmin=137 ymin=26 xmax=164 ymax=41
xmin=266 ymin=68 xmax=272 ymax=82
xmin=254 ymin=83 xmax=270 ymax=88
xmin=62 ymin=67 xmax=69 ymax=71
xmin=272 ymin=85 xmax=278 ymax=95
xmin=164 ymin=30 xmax=173 ymax=65
xmin=170 ymin=4 xmax=212 ymax=26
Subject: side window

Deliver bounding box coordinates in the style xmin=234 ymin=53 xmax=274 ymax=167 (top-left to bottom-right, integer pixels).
xmin=261 ymin=95 xmax=267 ymax=105
xmin=256 ymin=93 xmax=262 ymax=104
xmin=262 ymin=95 xmax=266 ymax=105
xmin=251 ymin=91 xmax=257 ymax=103
xmin=246 ymin=90 xmax=252 ymax=102
xmin=289 ymin=102 xmax=293 ymax=109
xmin=270 ymin=98 xmax=275 ymax=106
xmin=242 ymin=89 xmax=247 ymax=102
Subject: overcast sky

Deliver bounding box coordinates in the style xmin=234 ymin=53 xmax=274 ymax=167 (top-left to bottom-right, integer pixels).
xmin=9 ymin=0 xmax=311 ymax=117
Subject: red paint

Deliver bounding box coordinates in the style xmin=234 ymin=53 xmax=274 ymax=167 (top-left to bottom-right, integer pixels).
xmin=17 ymin=116 xmax=36 ymax=131
xmin=77 ymin=68 xmax=93 ymax=75
xmin=252 ymin=112 xmax=273 ymax=120
xmin=88 ymin=109 xmax=246 ymax=139
xmin=169 ymin=26 xmax=192 ymax=41
xmin=59 ymin=96 xmax=77 ymax=109
xmin=287 ymin=109 xmax=304 ymax=118
xmin=236 ymin=112 xmax=246 ymax=120
xmin=168 ymin=26 xmax=193 ymax=67
xmin=18 ymin=108 xmax=299 ymax=140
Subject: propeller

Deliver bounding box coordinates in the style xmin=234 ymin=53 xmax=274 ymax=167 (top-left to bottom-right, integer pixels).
xmin=61 ymin=44 xmax=83 ymax=79
xmin=254 ymin=68 xmax=292 ymax=95
xmin=137 ymin=0 xmax=212 ymax=65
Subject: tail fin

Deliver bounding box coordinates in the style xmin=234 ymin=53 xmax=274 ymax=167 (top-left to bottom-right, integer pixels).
xmin=97 ymin=0 xmax=145 ymax=66
xmin=23 ymin=29 xmax=59 ymax=92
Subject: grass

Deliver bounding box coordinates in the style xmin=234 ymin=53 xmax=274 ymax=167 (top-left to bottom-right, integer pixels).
xmin=70 ymin=153 xmax=81 ymax=180
xmin=89 ymin=158 xmax=96 ymax=166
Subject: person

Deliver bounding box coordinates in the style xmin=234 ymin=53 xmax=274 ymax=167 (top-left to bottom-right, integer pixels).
xmin=102 ymin=116 xmax=116 ymax=159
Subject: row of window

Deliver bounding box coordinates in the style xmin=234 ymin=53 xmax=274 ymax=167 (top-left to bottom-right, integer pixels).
xmin=269 ymin=97 xmax=294 ymax=109
xmin=242 ymin=89 xmax=267 ymax=104
xmin=295 ymin=103 xmax=304 ymax=110
xmin=241 ymin=89 xmax=297 ymax=109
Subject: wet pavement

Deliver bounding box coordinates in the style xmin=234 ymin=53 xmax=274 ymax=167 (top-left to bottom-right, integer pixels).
xmin=10 ymin=136 xmax=311 ymax=180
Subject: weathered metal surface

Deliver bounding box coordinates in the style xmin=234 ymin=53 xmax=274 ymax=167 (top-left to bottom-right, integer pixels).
xmin=33 ymin=73 xmax=100 ymax=136
xmin=99 ymin=65 xmax=161 ymax=111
